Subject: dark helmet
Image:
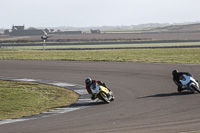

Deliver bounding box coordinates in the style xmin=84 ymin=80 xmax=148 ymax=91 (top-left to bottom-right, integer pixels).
xmin=172 ymin=70 xmax=178 ymax=75
xmin=85 ymin=77 xmax=92 ymax=85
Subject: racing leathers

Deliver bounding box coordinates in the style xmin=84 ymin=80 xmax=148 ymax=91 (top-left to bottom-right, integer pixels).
xmin=173 ymin=72 xmax=192 ymax=92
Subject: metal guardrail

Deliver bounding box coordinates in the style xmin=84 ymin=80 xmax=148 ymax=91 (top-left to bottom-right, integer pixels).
xmin=1 ymin=40 xmax=200 ymax=46
xmin=1 ymin=41 xmax=200 ymax=50
xmin=41 ymin=45 xmax=200 ymax=50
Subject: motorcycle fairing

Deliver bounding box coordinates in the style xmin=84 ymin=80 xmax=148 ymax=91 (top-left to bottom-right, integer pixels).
xmin=180 ymin=75 xmax=191 ymax=86
xmin=90 ymin=82 xmax=109 ymax=95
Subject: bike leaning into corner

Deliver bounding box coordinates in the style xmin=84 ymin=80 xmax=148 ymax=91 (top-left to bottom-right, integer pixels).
xmin=90 ymin=82 xmax=114 ymax=103
xmin=179 ymin=74 xmax=200 ymax=93
xmin=172 ymin=70 xmax=200 ymax=93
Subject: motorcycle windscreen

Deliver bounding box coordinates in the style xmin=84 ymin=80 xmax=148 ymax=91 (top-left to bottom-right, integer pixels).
xmin=90 ymin=83 xmax=100 ymax=94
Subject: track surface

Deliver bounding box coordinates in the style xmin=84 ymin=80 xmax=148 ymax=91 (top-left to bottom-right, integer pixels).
xmin=0 ymin=60 xmax=200 ymax=133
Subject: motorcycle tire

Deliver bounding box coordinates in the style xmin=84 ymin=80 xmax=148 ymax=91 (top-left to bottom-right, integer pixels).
xmin=191 ymin=84 xmax=200 ymax=93
xmin=98 ymin=91 xmax=110 ymax=103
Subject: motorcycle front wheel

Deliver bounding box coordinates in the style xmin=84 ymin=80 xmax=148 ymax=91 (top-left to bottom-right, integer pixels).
xmin=98 ymin=91 xmax=110 ymax=103
xmin=191 ymin=84 xmax=200 ymax=93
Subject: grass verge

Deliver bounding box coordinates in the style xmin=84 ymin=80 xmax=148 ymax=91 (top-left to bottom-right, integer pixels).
xmin=0 ymin=80 xmax=79 ymax=120
xmin=0 ymin=48 xmax=200 ymax=64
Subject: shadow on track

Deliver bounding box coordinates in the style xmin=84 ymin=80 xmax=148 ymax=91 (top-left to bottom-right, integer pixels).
xmin=137 ymin=91 xmax=195 ymax=99
xmin=70 ymin=101 xmax=105 ymax=107
xmin=48 ymin=101 xmax=105 ymax=110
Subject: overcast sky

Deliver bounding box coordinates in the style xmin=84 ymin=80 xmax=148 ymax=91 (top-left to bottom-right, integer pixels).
xmin=1 ymin=0 xmax=200 ymax=28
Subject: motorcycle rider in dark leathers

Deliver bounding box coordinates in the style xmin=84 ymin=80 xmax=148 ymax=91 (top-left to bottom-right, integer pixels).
xmin=172 ymin=70 xmax=192 ymax=92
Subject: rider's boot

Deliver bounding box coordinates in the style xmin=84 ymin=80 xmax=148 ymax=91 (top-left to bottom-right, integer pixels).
xmin=178 ymin=86 xmax=184 ymax=92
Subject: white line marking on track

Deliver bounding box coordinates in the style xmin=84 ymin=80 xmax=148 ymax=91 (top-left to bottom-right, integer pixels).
xmin=74 ymin=89 xmax=88 ymax=94
xmin=50 ymin=82 xmax=75 ymax=87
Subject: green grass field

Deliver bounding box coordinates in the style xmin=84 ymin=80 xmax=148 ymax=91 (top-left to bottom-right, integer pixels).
xmin=0 ymin=80 xmax=79 ymax=120
xmin=0 ymin=48 xmax=200 ymax=64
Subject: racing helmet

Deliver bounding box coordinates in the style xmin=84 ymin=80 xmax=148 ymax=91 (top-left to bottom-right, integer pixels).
xmin=172 ymin=70 xmax=178 ymax=75
xmin=85 ymin=77 xmax=92 ymax=85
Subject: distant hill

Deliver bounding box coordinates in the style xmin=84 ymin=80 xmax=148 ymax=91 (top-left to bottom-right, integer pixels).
xmin=3 ymin=22 xmax=198 ymax=33
xmin=152 ymin=23 xmax=200 ymax=33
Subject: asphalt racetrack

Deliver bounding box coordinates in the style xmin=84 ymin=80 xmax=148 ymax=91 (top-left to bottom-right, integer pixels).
xmin=0 ymin=60 xmax=200 ymax=133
